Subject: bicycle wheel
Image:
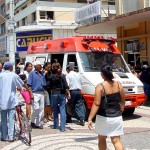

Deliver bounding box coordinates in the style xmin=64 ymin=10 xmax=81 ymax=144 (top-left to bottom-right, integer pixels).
xmin=20 ymin=112 xmax=31 ymax=145
xmin=14 ymin=113 xmax=22 ymax=140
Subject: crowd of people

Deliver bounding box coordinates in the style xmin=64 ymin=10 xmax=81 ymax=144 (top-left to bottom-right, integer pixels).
xmin=1 ymin=59 xmax=150 ymax=149
xmin=0 ymin=60 xmax=85 ymax=142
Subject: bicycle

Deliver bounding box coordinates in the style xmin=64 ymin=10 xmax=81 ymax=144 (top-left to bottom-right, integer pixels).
xmin=15 ymin=102 xmax=31 ymax=145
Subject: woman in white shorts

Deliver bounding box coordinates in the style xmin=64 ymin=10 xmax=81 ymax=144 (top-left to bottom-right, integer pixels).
xmin=88 ymin=65 xmax=125 ymax=150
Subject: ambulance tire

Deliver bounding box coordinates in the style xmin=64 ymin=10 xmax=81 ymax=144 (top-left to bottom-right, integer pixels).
xmin=123 ymin=107 xmax=135 ymax=116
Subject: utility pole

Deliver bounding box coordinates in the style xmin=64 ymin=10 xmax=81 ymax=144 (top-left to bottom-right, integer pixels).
xmin=8 ymin=0 xmax=15 ymax=68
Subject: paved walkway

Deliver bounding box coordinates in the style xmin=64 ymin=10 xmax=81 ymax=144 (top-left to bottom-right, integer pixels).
xmin=1 ymin=94 xmax=150 ymax=150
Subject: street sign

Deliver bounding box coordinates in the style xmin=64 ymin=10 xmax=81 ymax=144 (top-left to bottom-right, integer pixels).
xmin=75 ymin=1 xmax=101 ymax=23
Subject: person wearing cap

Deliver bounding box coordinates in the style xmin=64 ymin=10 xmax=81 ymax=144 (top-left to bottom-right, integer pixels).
xmin=27 ymin=60 xmax=47 ymax=129
xmin=0 ymin=61 xmax=28 ymax=142
xmin=66 ymin=65 xmax=85 ymax=126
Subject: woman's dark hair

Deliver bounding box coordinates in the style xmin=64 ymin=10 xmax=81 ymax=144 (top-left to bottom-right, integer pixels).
xmin=24 ymin=62 xmax=32 ymax=71
xmin=43 ymin=62 xmax=51 ymax=69
xmin=101 ymin=65 xmax=114 ymax=81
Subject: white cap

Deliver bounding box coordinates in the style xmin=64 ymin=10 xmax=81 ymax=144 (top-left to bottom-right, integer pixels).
xmin=143 ymin=64 xmax=148 ymax=69
xmin=33 ymin=61 xmax=41 ymax=66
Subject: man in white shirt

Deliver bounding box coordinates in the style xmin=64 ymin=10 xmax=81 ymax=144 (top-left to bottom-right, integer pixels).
xmin=66 ymin=65 xmax=85 ymax=126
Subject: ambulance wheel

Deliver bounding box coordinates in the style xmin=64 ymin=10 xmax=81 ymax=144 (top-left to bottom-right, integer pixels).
xmin=123 ymin=108 xmax=135 ymax=116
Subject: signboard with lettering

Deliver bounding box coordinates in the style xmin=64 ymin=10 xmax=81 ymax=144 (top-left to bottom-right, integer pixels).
xmin=16 ymin=30 xmax=52 ymax=52
xmin=75 ymin=1 xmax=101 ymax=23
xmin=0 ymin=36 xmax=7 ymax=54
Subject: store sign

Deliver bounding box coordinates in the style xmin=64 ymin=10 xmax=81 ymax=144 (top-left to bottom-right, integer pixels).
xmin=75 ymin=1 xmax=101 ymax=23
xmin=0 ymin=36 xmax=7 ymax=54
xmin=16 ymin=30 xmax=52 ymax=52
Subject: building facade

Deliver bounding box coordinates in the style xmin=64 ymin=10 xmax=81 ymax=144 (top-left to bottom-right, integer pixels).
xmin=75 ymin=0 xmax=150 ymax=66
xmin=5 ymin=0 xmax=87 ymax=60
xmin=116 ymin=0 xmax=150 ymax=66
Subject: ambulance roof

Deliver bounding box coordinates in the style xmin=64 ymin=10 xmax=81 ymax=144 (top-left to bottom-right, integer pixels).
xmin=27 ymin=36 xmax=121 ymax=54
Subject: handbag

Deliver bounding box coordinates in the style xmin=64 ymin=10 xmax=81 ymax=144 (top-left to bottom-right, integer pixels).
xmin=100 ymin=83 xmax=108 ymax=110
xmin=20 ymin=89 xmax=31 ymax=104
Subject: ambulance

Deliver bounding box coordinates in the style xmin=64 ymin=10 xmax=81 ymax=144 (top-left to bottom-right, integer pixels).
xmin=26 ymin=36 xmax=145 ymax=117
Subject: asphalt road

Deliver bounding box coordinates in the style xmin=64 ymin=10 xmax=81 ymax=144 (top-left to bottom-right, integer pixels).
xmin=1 ymin=103 xmax=150 ymax=150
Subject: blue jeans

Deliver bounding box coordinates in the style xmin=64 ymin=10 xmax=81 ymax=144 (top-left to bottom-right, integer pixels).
xmin=70 ymin=90 xmax=85 ymax=121
xmin=52 ymin=94 xmax=66 ymax=131
xmin=1 ymin=108 xmax=15 ymax=140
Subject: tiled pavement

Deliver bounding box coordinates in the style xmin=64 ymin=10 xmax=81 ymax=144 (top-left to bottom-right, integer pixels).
xmin=1 ymin=94 xmax=150 ymax=150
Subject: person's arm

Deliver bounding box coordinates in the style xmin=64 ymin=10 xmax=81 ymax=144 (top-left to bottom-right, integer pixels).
xmin=62 ymin=74 xmax=70 ymax=99
xmin=27 ymin=72 xmax=34 ymax=100
xmin=88 ymin=84 xmax=102 ymax=129
xmin=118 ymin=82 xmax=125 ymax=112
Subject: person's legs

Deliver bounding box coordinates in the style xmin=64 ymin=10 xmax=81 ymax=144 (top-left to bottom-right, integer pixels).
xmin=98 ymin=135 xmax=107 ymax=150
xmin=44 ymin=105 xmax=48 ymax=123
xmin=72 ymin=91 xmax=85 ymax=121
xmin=8 ymin=108 xmax=15 ymax=141
xmin=52 ymin=94 xmax=59 ymax=129
xmin=59 ymin=94 xmax=66 ymax=131
xmin=111 ymin=136 xmax=124 ymax=150
xmin=47 ymin=106 xmax=53 ymax=121
xmin=1 ymin=110 xmax=8 ymax=140
xmin=36 ymin=92 xmax=44 ymax=126
xmin=31 ymin=93 xmax=40 ymax=125
xmin=26 ymin=103 xmax=31 ymax=120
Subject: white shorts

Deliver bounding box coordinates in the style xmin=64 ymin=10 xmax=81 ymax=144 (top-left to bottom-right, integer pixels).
xmin=95 ymin=115 xmax=123 ymax=137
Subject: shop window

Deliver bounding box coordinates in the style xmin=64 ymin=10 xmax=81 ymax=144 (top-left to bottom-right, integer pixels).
xmin=108 ymin=0 xmax=115 ymax=5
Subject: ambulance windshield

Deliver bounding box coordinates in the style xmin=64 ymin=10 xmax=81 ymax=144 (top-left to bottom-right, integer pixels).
xmin=79 ymin=52 xmax=130 ymax=73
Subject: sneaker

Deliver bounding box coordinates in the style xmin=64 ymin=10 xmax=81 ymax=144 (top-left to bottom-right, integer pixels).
xmin=79 ymin=120 xmax=85 ymax=126
xmin=35 ymin=124 xmax=43 ymax=129
xmin=30 ymin=122 xmax=36 ymax=128
xmin=8 ymin=139 xmax=14 ymax=142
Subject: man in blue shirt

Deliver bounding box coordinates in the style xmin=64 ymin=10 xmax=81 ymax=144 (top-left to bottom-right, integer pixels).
xmin=27 ymin=61 xmax=46 ymax=129
xmin=0 ymin=62 xmax=27 ymax=142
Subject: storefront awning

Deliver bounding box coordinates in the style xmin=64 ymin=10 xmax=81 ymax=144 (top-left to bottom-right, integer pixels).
xmin=75 ymin=7 xmax=150 ymax=34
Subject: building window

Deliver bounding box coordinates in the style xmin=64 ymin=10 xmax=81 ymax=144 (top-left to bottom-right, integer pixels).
xmin=32 ymin=12 xmax=36 ymax=22
xmin=0 ymin=4 xmax=5 ymax=14
xmin=0 ymin=23 xmax=5 ymax=34
xmin=17 ymin=22 xmax=19 ymax=27
xmin=22 ymin=5 xmax=27 ymax=10
xmin=108 ymin=0 xmax=115 ymax=5
xmin=40 ymin=11 xmax=54 ymax=20
xmin=77 ymin=0 xmax=87 ymax=3
xmin=22 ymin=17 xmax=27 ymax=26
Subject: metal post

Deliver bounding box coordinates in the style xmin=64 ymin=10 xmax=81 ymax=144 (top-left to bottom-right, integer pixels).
xmin=8 ymin=0 xmax=15 ymax=69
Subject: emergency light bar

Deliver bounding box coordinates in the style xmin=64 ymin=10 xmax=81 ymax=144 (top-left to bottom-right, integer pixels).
xmin=83 ymin=36 xmax=116 ymax=42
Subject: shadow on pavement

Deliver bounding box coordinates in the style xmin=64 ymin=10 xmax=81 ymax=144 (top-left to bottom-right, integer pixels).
xmin=74 ymin=136 xmax=97 ymax=142
xmin=123 ymin=113 xmax=142 ymax=121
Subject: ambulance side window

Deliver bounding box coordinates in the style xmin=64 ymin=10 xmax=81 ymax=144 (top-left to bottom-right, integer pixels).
xmin=67 ymin=54 xmax=78 ymax=72
xmin=51 ymin=54 xmax=64 ymax=68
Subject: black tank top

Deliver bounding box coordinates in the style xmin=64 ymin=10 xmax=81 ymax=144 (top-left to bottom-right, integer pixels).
xmin=97 ymin=83 xmax=122 ymax=117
